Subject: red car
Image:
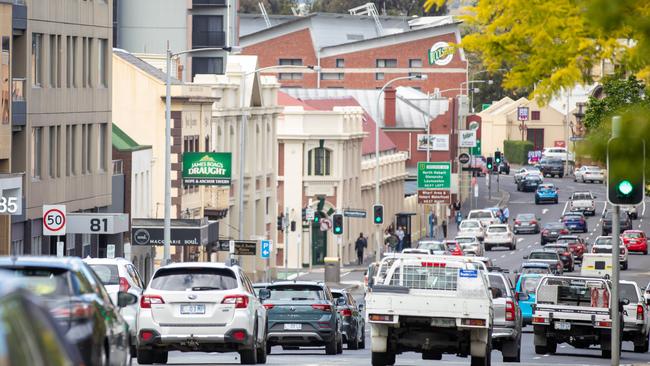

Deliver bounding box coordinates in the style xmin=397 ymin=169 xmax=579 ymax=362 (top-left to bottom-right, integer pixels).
xmin=445 ymin=241 xmax=464 ymax=256
xmin=556 ymin=235 xmax=588 ymax=262
xmin=622 ymin=230 xmax=648 ymax=255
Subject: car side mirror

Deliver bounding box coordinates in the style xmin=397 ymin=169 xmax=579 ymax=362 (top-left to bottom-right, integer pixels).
xmin=358 ymin=304 xmax=364 ymax=312
xmin=515 ymin=292 xmax=530 ymax=302
xmin=259 ymin=288 xmax=271 ymax=301
xmin=336 ymin=297 xmax=347 ymax=306
xmin=117 ymin=291 xmax=138 ymax=308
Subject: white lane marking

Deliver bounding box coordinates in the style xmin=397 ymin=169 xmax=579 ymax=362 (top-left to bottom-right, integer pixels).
xmin=527 ymin=245 xmax=532 ymax=248
xmin=534 ymin=357 xmax=541 ymax=360
xmin=562 ymin=201 xmax=569 ymax=216
xmin=534 ymin=242 xmax=539 ymax=245
xmin=341 ymin=271 xmax=353 ymax=278
xmin=517 ymin=238 xmax=524 ymax=243
xmin=601 ymin=203 xmax=607 ymax=217
xmin=643 ymin=201 xmax=646 ymax=216
xmin=542 ymin=209 xmax=549 ymax=215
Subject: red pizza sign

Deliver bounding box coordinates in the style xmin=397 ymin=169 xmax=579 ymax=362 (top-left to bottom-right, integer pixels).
xmin=43 ymin=205 xmax=66 ymax=236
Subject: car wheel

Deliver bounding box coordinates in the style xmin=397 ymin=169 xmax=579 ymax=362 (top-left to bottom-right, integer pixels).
xmin=634 ymin=337 xmax=649 ymax=353
xmin=535 ymin=345 xmax=547 ymax=355
xmin=622 ymin=261 xmax=629 ymax=270
xmin=136 ymin=349 xmax=154 ymax=365
xmin=348 ymin=326 xmax=360 ymax=350
xmin=502 ymin=339 xmax=521 ymax=362
xmin=535 ymin=199 xmax=539 ymax=205
xmin=97 ymin=342 xmax=109 ymax=366
xmin=372 ymin=351 xmax=396 ymax=366
xmin=554 ymin=199 xmax=558 ymax=204
xmin=257 ymin=327 xmax=268 ymax=364
xmin=325 ymin=335 xmax=338 ymax=355
xmin=470 ymin=339 xmax=491 ymax=366
xmin=359 ymin=327 xmax=366 ymax=349
xmin=239 ymin=327 xmax=258 ymax=365
xmin=337 ymin=335 xmax=343 ymax=354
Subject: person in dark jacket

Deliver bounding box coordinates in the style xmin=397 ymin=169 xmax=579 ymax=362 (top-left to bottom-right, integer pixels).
xmin=355 ymin=233 xmax=367 ymax=265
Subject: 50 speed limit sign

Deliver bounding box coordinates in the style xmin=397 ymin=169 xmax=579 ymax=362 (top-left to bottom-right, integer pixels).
xmin=43 ymin=205 xmax=66 ymax=236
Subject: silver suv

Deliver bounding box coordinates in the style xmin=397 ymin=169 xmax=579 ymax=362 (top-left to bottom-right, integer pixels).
xmin=488 ymin=272 xmax=523 ymax=362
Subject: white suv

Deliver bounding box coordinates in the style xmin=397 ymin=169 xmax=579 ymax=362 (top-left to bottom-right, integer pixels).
xmin=85 ymin=257 xmax=145 ymax=357
xmin=136 ymin=263 xmax=268 ymax=365
xmin=484 ymin=224 xmax=516 ymax=251
xmin=542 ymin=147 xmax=574 ymax=162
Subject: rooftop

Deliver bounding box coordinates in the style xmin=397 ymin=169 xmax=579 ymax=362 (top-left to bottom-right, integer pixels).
xmin=114 ymin=48 xmax=182 ymax=85
xmin=112 ymin=123 xmax=151 ymax=152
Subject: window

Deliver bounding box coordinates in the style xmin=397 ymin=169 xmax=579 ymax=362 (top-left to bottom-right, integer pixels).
xmin=82 ymin=37 xmax=92 ymax=87
xmin=49 ymin=35 xmax=57 ymax=87
xmin=82 ymin=124 xmax=91 ymax=174
xmin=32 ymin=33 xmax=43 ymax=87
xmin=71 ymin=124 xmax=78 ymax=174
xmin=375 ymin=72 xmax=384 ymax=80
xmin=192 ymin=57 xmax=223 ymax=78
xmin=376 ymin=59 xmax=397 ymax=68
xmin=335 ymin=58 xmax=345 ymax=68
xmin=183 ymin=135 xmax=199 ymax=191
xmin=192 ymin=15 xmax=225 ymax=48
xmin=65 ymin=126 xmax=71 ymax=176
xmin=49 ymin=126 xmax=56 ymax=178
xmin=31 ymin=127 xmax=42 ymax=179
xmin=531 ymin=110 xmax=541 ymax=120
xmin=66 ymin=233 xmax=75 ymax=256
xmin=67 ymin=36 xmax=77 ymax=87
xmin=409 ymin=58 xmax=422 ymax=78
xmin=98 ymin=39 xmax=108 ymax=87
xmin=81 ymin=234 xmax=91 ymax=257
xmin=10 ymin=240 xmax=23 ymax=255
xmin=320 ymin=73 xmax=344 ymax=80
xmin=308 ymin=147 xmax=331 ymax=176
xmin=31 ymin=236 xmax=42 ymax=255
xmin=279 ymin=58 xmax=303 ymax=80
xmin=98 ymin=123 xmax=107 ymax=171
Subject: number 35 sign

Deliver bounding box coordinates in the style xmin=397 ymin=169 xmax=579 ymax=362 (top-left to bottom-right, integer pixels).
xmin=43 ymin=205 xmax=66 ymax=236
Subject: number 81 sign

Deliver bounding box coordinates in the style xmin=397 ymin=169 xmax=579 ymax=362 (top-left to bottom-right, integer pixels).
xmin=43 ymin=205 xmax=66 ymax=236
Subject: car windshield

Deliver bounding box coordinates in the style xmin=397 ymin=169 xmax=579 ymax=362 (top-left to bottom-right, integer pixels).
xmin=88 ymin=264 xmax=119 ymax=285
xmin=445 ymin=242 xmax=458 ymax=250
xmin=455 ymin=237 xmax=475 ymax=244
xmin=418 ymin=242 xmax=446 ymax=252
xmin=624 ymin=232 xmax=643 ymax=238
xmin=522 ymin=267 xmax=550 ymax=275
xmin=488 ymin=226 xmax=507 ymax=233
xmin=572 ymin=193 xmax=592 ymax=200
xmin=517 ymin=214 xmax=535 ymax=221
xmin=595 ymin=237 xmax=612 ymax=246
xmin=521 ymin=276 xmax=542 ymax=294
xmin=469 ymin=211 xmax=493 ymax=219
xmin=268 ymin=285 xmax=325 ymax=301
xmin=8 ymin=267 xmax=72 ymax=297
xmin=619 ymin=284 xmax=639 ymax=302
xmin=460 ymin=221 xmax=479 ymax=229
xmin=529 ymin=252 xmax=558 ymax=260
xmin=544 ymin=223 xmax=565 ymax=229
xmin=150 ymin=267 xmax=238 ymax=291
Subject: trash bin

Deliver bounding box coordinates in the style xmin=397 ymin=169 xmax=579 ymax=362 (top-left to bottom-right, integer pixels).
xmin=324 ymin=257 xmax=340 ymax=283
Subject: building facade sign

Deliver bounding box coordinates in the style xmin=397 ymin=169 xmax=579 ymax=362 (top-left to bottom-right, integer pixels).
xmin=417 ymin=134 xmax=449 ymax=151
xmin=459 ymin=130 xmax=477 ymax=148
xmin=131 ymin=219 xmax=217 ymax=246
xmin=182 ymin=152 xmax=232 ymax=185
xmin=428 ymin=41 xmax=453 ymax=66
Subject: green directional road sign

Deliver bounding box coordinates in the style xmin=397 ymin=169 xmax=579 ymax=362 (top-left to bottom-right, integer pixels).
xmin=417 ymin=162 xmax=451 ymax=189
xmin=470 ymin=139 xmax=482 ymax=156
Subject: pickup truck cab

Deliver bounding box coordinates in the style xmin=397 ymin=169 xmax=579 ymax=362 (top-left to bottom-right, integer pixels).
xmin=468 ymin=209 xmax=500 ymax=228
xmin=367 ymin=255 xmax=493 ymax=366
xmin=532 ymin=276 xmax=617 ymax=358
xmin=569 ymin=191 xmax=596 ymax=216
xmin=620 ymin=280 xmax=650 ymax=353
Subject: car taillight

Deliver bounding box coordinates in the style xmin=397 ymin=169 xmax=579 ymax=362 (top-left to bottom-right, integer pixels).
xmin=119 ymin=277 xmax=131 ymax=292
xmin=263 ymin=304 xmax=274 ymax=310
xmin=560 ymin=229 xmax=569 ymax=234
xmin=311 ymin=304 xmax=332 ymax=312
xmin=369 ymin=314 xmax=394 ymax=322
xmin=139 ymin=330 xmax=155 ymax=342
xmin=531 ymin=220 xmax=537 ymax=225
xmin=70 ymin=303 xmax=94 ymax=320
xmin=532 ymin=316 xmax=548 ymax=324
xmin=637 ymin=305 xmax=645 ymax=321
xmin=597 ymin=321 xmax=612 ymax=328
xmin=461 ymin=318 xmax=486 ymax=326
xmin=222 ymin=295 xmax=249 ymax=309
xmin=514 ymin=220 xmax=521 ymax=225
xmin=542 ymin=230 xmax=549 ymax=234
xmin=563 ymin=251 xmax=571 ymax=257
xmin=340 ymin=309 xmax=352 ymax=317
xmin=505 ymin=300 xmax=515 ymax=321
xmin=140 ymin=295 xmax=165 ymax=309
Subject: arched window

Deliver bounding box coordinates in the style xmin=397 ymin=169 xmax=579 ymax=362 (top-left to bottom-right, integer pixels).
xmin=308 ymin=147 xmax=331 ymax=176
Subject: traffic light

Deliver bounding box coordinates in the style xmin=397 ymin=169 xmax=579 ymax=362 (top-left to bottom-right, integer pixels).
xmin=373 ymin=204 xmax=384 ymax=225
xmin=486 ymin=157 xmax=493 ymax=171
xmin=495 ymin=151 xmax=502 ymax=165
xmin=277 ymin=215 xmax=284 ymax=231
xmin=313 ymin=211 xmax=321 ymax=223
xmin=332 ymin=214 xmax=343 ymax=235
xmin=607 ymin=136 xmax=645 ymax=205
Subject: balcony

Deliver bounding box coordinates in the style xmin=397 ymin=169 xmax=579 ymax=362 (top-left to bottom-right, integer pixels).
xmin=12 ymin=0 xmax=27 ymax=31
xmin=192 ymin=0 xmax=226 ymax=6
xmin=192 ymin=30 xmax=226 ymax=49
xmin=11 ymin=78 xmax=25 ymax=127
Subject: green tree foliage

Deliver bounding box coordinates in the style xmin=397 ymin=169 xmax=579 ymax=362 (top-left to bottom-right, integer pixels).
xmin=583 ymin=76 xmax=650 ymax=131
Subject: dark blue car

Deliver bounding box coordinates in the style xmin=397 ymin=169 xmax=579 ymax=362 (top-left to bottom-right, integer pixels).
xmin=561 ymin=212 xmax=588 ymax=233
xmin=534 ymin=184 xmax=558 ymax=204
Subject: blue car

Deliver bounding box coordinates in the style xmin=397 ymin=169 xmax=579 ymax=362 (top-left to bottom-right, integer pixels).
xmin=561 ymin=212 xmax=588 ymax=233
xmin=514 ymin=274 xmax=544 ymax=325
xmin=534 ymin=183 xmax=558 ymax=204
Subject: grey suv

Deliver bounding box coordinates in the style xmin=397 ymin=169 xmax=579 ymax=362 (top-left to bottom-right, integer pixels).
xmin=488 ymin=272 xmax=523 ymax=362
xmin=332 ymin=289 xmax=365 ymax=350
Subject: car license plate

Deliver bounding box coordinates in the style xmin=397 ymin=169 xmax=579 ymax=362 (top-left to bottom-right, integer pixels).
xmin=550 ymin=231 xmax=557 ymax=235
xmin=554 ymin=321 xmax=571 ymax=330
xmin=284 ymin=323 xmax=302 ymax=330
xmin=180 ymin=304 xmax=205 ymax=315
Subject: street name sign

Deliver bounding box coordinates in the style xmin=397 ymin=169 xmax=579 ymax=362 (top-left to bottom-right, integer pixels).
xmin=343 ymin=209 xmax=367 ymax=218
xmin=43 ymin=205 xmax=66 ymax=236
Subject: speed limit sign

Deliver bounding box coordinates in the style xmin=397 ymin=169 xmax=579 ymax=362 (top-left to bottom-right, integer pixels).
xmin=43 ymin=205 xmax=66 ymax=236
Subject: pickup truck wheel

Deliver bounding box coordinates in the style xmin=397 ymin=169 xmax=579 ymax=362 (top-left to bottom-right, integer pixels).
xmin=359 ymin=327 xmax=366 ymax=349
xmin=470 ymin=341 xmax=491 ymax=366
xmin=136 ymin=350 xmax=155 ymax=365
xmin=547 ymin=340 xmax=557 ymax=354
xmin=337 ymin=335 xmax=343 ymax=354
xmin=371 ymin=351 xmax=395 ymax=366
xmin=602 ymin=349 xmax=611 ymax=358
xmin=534 ymin=345 xmax=547 ymax=355
xmin=622 ymin=261 xmax=629 ymax=270
xmin=634 ymin=337 xmax=649 ymax=353
xmin=422 ymin=351 xmax=442 ymax=360
xmin=325 ymin=336 xmax=337 ymax=355
xmin=502 ymin=339 xmax=521 ymax=362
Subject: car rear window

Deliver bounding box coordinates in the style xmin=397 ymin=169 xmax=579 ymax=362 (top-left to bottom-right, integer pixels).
xmin=522 ymin=267 xmax=550 ymax=275
xmin=488 ymin=274 xmax=508 ymax=298
xmin=516 ymin=214 xmax=535 ymax=220
xmin=460 ymin=221 xmax=479 ymax=228
xmin=595 ymin=237 xmax=612 ymax=246
xmin=544 ymin=223 xmax=565 ymax=229
xmin=8 ymin=267 xmax=72 ymax=297
xmin=620 ymin=284 xmax=639 ymax=302
xmin=593 ymin=246 xmax=612 ymax=254
xmin=268 ymin=285 xmax=325 ymax=301
xmin=469 ymin=211 xmax=492 ymax=219
xmin=540 ymin=277 xmax=608 ymax=307
xmin=521 ymin=276 xmax=542 ymax=294
xmin=89 ymin=264 xmax=119 ymax=285
xmin=418 ymin=242 xmax=446 ymax=252
xmin=624 ymin=232 xmax=643 ymax=238
xmin=572 ymin=193 xmax=592 ymax=200
xmin=529 ymin=252 xmax=558 ymax=260
xmin=150 ymin=267 xmax=238 ymax=291
xmin=455 ymin=237 xmax=475 ymax=244
xmin=488 ymin=226 xmax=507 ymax=233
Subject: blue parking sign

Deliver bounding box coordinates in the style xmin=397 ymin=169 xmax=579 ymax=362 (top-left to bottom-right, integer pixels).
xmin=261 ymin=240 xmax=271 ymax=259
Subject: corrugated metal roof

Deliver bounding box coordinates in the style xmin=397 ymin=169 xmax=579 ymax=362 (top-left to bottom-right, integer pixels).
xmin=114 ymin=48 xmax=182 ymax=85
xmin=283 ymin=87 xmax=449 ymax=129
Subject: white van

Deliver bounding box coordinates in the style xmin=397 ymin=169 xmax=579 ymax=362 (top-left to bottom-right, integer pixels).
xmin=580 ymin=254 xmax=613 ymax=278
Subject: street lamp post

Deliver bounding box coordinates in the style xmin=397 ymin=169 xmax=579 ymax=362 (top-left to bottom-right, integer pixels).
xmin=374 ymin=75 xmax=427 ymax=261
xmin=163 ymin=44 xmax=238 ymax=265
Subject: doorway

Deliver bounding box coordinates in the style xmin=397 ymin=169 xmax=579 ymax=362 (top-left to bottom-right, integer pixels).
xmin=527 ymin=128 xmax=545 ymax=150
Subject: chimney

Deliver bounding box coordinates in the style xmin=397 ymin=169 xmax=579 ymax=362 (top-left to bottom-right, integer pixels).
xmin=384 ymin=88 xmax=397 ymax=128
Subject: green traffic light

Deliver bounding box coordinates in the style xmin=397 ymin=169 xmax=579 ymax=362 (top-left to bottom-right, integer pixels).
xmin=617 ymin=180 xmax=634 ymax=196
xmin=334 ymin=228 xmax=341 ymax=233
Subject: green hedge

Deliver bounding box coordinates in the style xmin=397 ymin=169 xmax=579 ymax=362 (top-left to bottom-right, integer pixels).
xmin=504 ymin=140 xmax=534 ymax=165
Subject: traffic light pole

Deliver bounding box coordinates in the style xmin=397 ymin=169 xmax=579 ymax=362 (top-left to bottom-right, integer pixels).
xmin=488 ymin=172 xmax=492 ymax=200
xmin=611 ymin=204 xmax=621 ymax=365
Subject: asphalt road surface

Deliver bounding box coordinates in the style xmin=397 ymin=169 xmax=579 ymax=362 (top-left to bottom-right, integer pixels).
xmin=135 ymin=174 xmax=650 ymax=365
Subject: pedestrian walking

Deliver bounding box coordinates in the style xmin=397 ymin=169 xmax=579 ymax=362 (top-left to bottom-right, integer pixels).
xmin=396 ymin=227 xmax=405 ymax=253
xmin=442 ymin=219 xmax=448 ymax=239
xmin=429 ymin=212 xmax=438 ymax=239
xmin=385 ymin=231 xmax=398 ymax=253
xmin=503 ymin=207 xmax=510 ymax=223
xmin=355 ymin=233 xmax=367 ymax=265
xmin=455 ymin=210 xmax=463 ymax=230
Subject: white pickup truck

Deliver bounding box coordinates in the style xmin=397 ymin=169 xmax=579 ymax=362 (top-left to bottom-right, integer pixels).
xmin=532 ymin=275 xmax=618 ymax=358
xmin=568 ymin=191 xmax=596 ymax=216
xmin=366 ymin=255 xmax=493 ymax=366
